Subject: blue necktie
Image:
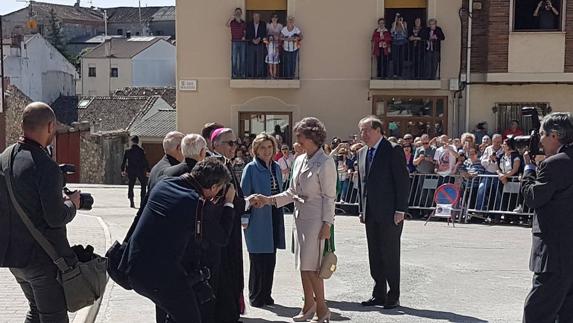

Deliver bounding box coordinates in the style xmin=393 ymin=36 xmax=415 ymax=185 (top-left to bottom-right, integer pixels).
xmin=367 ymin=147 xmax=375 ymax=171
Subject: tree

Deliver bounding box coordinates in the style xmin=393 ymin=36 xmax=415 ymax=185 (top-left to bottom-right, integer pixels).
xmin=47 ymin=8 xmax=67 ymax=57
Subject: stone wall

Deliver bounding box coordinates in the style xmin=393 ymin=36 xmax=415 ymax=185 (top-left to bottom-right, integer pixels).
xmin=4 ymin=84 xmax=32 ymax=147
xmin=80 ymin=129 xmax=129 ymax=184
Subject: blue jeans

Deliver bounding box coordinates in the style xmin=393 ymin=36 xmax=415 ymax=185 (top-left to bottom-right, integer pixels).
xmin=475 ymin=174 xmax=500 ymax=210
xmin=232 ymin=41 xmax=246 ymax=78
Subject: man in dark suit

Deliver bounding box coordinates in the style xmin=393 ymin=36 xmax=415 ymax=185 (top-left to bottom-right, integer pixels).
xmin=245 ymin=12 xmax=267 ymax=78
xmin=121 ymin=135 xmax=150 ymax=208
xmin=357 ymin=115 xmax=409 ymax=309
xmin=163 ymin=134 xmax=207 ymax=177
xmin=124 ymin=159 xmax=235 ymax=323
xmin=0 ymin=102 xmax=80 ymax=323
xmin=522 ymin=112 xmax=573 ymax=323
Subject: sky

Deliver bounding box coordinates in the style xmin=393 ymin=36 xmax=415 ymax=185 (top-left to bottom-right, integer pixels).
xmin=0 ymin=0 xmax=176 ymax=15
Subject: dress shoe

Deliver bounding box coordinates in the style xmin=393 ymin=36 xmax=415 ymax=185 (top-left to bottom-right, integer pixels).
xmin=310 ymin=309 xmax=331 ymax=323
xmin=384 ymin=300 xmax=400 ymax=309
xmin=265 ymin=296 xmax=275 ymax=305
xmin=130 ymin=201 xmax=135 ymax=208
xmin=361 ymin=297 xmax=385 ymax=306
xmin=293 ymin=303 xmax=316 ymax=322
xmin=250 ymin=300 xmax=265 ymax=308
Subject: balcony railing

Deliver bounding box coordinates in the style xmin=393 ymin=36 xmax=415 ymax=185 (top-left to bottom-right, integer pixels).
xmin=231 ymin=39 xmax=300 ymax=80
xmin=371 ymin=39 xmax=442 ymax=80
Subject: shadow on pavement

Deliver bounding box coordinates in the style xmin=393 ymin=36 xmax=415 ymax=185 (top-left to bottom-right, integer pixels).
xmin=328 ymin=301 xmax=488 ymax=322
xmin=243 ymin=304 xmax=351 ymax=322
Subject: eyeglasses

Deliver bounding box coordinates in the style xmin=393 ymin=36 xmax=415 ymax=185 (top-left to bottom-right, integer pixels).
xmin=221 ymin=140 xmax=239 ymax=147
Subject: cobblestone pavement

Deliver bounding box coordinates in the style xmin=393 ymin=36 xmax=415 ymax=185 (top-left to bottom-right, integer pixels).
xmin=76 ymin=185 xmax=532 ymax=322
xmin=0 ymin=214 xmax=107 ymax=323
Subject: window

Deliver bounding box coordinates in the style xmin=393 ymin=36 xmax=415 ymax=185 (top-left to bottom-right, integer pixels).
xmin=372 ymin=96 xmax=448 ymax=137
xmin=88 ymin=67 xmax=96 ymax=77
xmin=494 ymin=102 xmax=551 ymax=133
xmin=110 ymin=67 xmax=119 ymax=78
xmin=245 ymin=0 xmax=287 ymax=24
xmin=117 ymin=29 xmax=123 ymax=35
xmin=514 ymin=0 xmax=562 ymax=31
xmin=239 ymin=112 xmax=292 ymax=146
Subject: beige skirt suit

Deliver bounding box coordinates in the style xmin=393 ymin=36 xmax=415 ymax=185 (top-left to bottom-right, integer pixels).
xmin=275 ymin=149 xmax=337 ymax=271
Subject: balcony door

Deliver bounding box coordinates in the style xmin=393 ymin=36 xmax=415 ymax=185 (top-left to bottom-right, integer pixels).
xmin=372 ymin=95 xmax=447 ymax=138
xmin=239 ymin=112 xmax=292 ymax=146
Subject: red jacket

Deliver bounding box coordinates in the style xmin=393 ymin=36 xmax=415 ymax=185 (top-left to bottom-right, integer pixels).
xmin=372 ymin=28 xmax=392 ymax=57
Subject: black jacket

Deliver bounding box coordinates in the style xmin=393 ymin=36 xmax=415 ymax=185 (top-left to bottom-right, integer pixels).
xmin=125 ymin=177 xmax=235 ymax=281
xmin=121 ymin=144 xmax=150 ymax=175
xmin=245 ymin=21 xmax=267 ymax=43
xmin=0 ymin=139 xmax=77 ymax=268
xmin=421 ymin=26 xmax=445 ymax=52
xmin=358 ymin=138 xmax=410 ymax=224
xmin=136 ymin=154 xmax=180 ymax=217
xmin=163 ymin=158 xmax=199 ymax=177
xmin=522 ymin=145 xmax=573 ymax=274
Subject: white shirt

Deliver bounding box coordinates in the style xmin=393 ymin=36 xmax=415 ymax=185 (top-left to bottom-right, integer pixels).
xmin=434 ymin=145 xmax=457 ymax=177
xmin=281 ymin=26 xmax=301 ymax=52
xmin=480 ymin=145 xmax=503 ymax=174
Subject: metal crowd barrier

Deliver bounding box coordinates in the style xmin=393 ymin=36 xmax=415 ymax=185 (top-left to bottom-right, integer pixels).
xmin=334 ymin=172 xmax=534 ymax=225
xmin=460 ymin=174 xmax=533 ymax=224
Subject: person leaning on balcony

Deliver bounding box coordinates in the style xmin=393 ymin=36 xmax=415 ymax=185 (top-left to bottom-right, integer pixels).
xmin=421 ymin=18 xmax=445 ymax=80
xmin=227 ymin=8 xmax=246 ymax=78
xmin=409 ymin=17 xmax=425 ymax=79
xmin=246 ymin=13 xmax=268 ymax=78
xmin=533 ymin=0 xmax=560 ymax=30
xmin=280 ymin=16 xmax=303 ymax=79
xmin=371 ymin=17 xmax=392 ymax=79
xmin=390 ymin=13 xmax=408 ymax=79
xmin=266 ymin=13 xmax=283 ymax=39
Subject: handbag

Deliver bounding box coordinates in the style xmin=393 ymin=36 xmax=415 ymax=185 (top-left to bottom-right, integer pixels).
xmin=319 ymin=226 xmax=337 ymax=280
xmin=105 ymin=213 xmax=140 ymax=290
xmin=2 ymin=146 xmax=108 ymax=312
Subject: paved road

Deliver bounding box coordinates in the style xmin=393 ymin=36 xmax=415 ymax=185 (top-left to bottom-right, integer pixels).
xmin=0 ymin=214 xmax=106 ymax=323
xmin=71 ymin=185 xmax=533 ymax=323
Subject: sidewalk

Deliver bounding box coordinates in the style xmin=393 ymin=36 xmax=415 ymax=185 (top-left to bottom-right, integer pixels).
xmin=0 ymin=214 xmax=108 ymax=323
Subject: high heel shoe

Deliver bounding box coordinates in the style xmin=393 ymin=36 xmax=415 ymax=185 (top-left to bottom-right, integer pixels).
xmin=310 ymin=309 xmax=331 ymax=323
xmin=292 ymin=303 xmax=316 ymax=322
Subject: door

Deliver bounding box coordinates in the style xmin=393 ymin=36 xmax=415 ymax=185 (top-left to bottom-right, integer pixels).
xmin=239 ymin=112 xmax=292 ymax=146
xmin=55 ymin=132 xmax=81 ymax=183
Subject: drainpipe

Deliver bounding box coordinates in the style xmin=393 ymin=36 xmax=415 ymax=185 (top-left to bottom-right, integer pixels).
xmin=465 ymin=0 xmax=473 ymax=132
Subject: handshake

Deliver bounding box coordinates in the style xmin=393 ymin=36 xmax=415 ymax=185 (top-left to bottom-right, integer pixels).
xmin=247 ymin=194 xmax=271 ymax=209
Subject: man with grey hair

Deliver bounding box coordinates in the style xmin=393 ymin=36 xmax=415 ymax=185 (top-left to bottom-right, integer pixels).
xmin=147 ymin=131 xmax=185 ymax=192
xmin=522 ymin=112 xmax=573 ymax=323
xmin=163 ymin=134 xmax=207 ymax=177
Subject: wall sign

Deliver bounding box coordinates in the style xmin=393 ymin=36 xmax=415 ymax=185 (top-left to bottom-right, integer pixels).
xmin=179 ymin=79 xmax=197 ymax=91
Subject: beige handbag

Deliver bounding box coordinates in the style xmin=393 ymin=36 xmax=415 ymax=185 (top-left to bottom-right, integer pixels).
xmin=319 ymin=238 xmax=337 ymax=279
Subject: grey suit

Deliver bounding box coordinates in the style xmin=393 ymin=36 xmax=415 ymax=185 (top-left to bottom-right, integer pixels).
xmin=357 ymin=138 xmax=409 ymax=302
xmin=522 ymin=145 xmax=573 ymax=323
xmin=275 ymin=149 xmax=336 ymax=271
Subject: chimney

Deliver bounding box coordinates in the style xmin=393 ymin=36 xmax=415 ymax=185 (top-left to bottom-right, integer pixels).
xmin=74 ymin=0 xmax=80 ymax=7
xmin=104 ymin=38 xmax=111 ymax=57
xmin=126 ymin=31 xmax=131 ymax=39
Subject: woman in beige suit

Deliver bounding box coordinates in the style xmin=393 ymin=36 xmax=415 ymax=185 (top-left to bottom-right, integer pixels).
xmin=257 ymin=117 xmax=336 ymax=323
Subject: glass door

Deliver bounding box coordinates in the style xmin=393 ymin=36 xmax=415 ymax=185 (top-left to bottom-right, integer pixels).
xmin=239 ymin=112 xmax=292 ymax=146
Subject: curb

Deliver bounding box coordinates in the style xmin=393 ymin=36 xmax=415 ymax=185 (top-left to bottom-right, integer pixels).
xmin=72 ymin=215 xmax=112 ymax=323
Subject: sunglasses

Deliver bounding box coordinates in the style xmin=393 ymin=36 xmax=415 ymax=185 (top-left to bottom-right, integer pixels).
xmin=221 ymin=140 xmax=239 ymax=147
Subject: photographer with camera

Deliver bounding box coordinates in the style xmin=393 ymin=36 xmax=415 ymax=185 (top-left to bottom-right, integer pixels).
xmin=0 ymin=102 xmax=80 ymax=322
xmin=124 ymin=158 xmax=235 ymax=323
xmin=533 ymin=0 xmax=560 ymax=30
xmin=521 ymin=112 xmax=573 ymax=323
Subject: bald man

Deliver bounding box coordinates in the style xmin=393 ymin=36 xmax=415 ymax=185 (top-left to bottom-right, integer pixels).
xmin=0 ymin=102 xmax=80 ymax=323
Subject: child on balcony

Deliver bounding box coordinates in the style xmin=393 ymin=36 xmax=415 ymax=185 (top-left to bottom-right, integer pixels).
xmin=265 ymin=35 xmax=280 ymax=79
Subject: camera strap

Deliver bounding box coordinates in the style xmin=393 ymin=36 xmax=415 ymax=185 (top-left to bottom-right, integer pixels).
xmin=180 ymin=173 xmax=206 ymax=242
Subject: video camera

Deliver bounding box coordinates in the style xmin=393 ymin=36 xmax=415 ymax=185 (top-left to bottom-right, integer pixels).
xmin=512 ymin=107 xmax=542 ymax=156
xmin=59 ymin=164 xmax=94 ymax=211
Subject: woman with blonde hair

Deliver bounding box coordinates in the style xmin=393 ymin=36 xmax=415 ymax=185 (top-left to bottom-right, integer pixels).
xmin=255 ymin=117 xmax=336 ymax=322
xmin=241 ymin=133 xmax=286 ymax=308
